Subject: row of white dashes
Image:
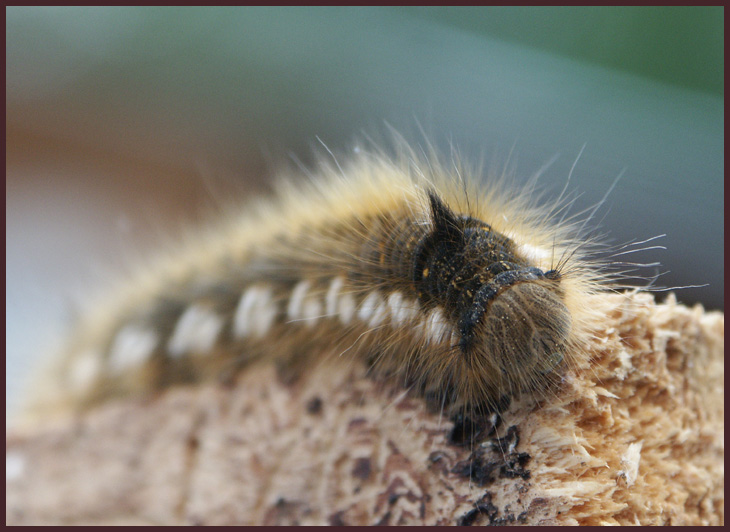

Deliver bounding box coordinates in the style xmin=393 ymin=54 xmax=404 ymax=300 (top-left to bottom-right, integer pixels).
xmin=286 ymin=277 xmax=453 ymax=345
xmin=67 ymin=277 xmax=455 ymax=390
xmin=419 ymin=307 xmax=453 ymax=344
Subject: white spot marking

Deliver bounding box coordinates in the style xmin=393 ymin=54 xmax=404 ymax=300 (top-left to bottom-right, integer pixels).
xmin=426 ymin=308 xmax=450 ymax=344
xmin=338 ymin=292 xmax=356 ymax=325
xmin=326 ymin=277 xmax=345 ymax=316
xmin=387 ymin=291 xmax=405 ymax=325
xmin=234 ymin=286 xmax=277 ymax=338
xmin=6 ymin=452 xmax=25 ymax=482
xmin=252 ymin=298 xmax=278 ymax=338
xmin=388 ymin=292 xmax=419 ymax=326
xmin=234 ymin=287 xmax=261 ymax=338
xmin=68 ymin=350 xmax=102 ymax=390
xmin=108 ymin=325 xmax=158 ymax=374
xmin=287 ymin=280 xmax=311 ymax=320
xmin=302 ymin=296 xmax=323 ymax=327
xmin=368 ymin=299 xmax=387 ymax=327
xmin=358 ymin=291 xmax=386 ymax=326
xmin=167 ymin=305 xmax=223 ymax=358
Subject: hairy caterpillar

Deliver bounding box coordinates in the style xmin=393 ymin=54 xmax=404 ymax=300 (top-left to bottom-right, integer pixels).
xmin=27 ymin=141 xmax=619 ymax=421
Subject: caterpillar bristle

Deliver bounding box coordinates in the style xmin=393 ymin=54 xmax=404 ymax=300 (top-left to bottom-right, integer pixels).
xmin=25 ymin=140 xmax=635 ymax=424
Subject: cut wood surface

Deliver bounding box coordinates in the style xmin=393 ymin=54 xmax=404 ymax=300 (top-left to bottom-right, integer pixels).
xmin=6 ymin=293 xmax=724 ymax=525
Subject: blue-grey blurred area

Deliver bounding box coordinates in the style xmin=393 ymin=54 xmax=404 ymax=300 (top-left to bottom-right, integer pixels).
xmin=6 ymin=7 xmax=723 ymax=413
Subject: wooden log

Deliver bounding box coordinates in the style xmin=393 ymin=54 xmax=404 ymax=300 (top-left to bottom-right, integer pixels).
xmin=6 ymin=293 xmax=724 ymax=525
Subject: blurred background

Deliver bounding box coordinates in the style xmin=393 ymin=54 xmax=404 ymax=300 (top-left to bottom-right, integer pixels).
xmin=6 ymin=7 xmax=724 ymax=413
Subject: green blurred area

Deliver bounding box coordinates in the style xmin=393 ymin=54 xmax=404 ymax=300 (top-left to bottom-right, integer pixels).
xmin=406 ymin=6 xmax=723 ymax=96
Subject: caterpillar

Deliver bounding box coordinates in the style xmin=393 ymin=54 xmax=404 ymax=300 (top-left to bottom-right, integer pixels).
xmin=27 ymin=141 xmax=618 ymax=421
